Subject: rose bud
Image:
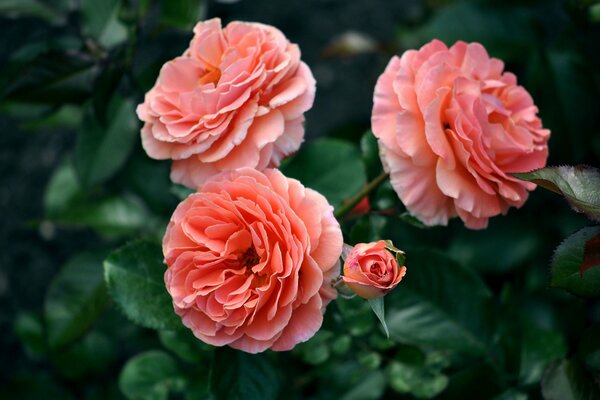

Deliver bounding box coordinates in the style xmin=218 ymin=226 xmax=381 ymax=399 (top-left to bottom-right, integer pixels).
xmin=341 ymin=240 xmax=406 ymax=299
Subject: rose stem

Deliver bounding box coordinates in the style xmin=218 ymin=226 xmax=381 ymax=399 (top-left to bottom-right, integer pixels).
xmin=334 ymin=172 xmax=389 ymax=220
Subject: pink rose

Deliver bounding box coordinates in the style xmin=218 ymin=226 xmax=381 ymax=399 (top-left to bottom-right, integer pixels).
xmin=342 ymin=241 xmax=406 ymax=299
xmin=162 ymin=168 xmax=343 ymax=353
xmin=372 ymin=40 xmax=550 ymax=229
xmin=137 ymin=18 xmax=316 ymax=188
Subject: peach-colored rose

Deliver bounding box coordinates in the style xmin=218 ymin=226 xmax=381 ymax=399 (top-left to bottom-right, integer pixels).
xmin=342 ymin=241 xmax=406 ymax=299
xmin=162 ymin=167 xmax=343 ymax=353
xmin=372 ymin=40 xmax=550 ymax=229
xmin=137 ymin=18 xmax=316 ymax=188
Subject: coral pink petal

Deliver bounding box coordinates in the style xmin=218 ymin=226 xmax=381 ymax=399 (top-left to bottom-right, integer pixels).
xmin=271 ymin=295 xmax=323 ymax=351
xmin=137 ymin=19 xmax=315 ymax=188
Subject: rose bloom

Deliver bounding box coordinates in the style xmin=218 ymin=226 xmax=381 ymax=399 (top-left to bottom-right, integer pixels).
xmin=342 ymin=241 xmax=406 ymax=299
xmin=137 ymin=18 xmax=316 ymax=188
xmin=372 ymin=40 xmax=550 ymax=229
xmin=162 ymin=168 xmax=343 ymax=353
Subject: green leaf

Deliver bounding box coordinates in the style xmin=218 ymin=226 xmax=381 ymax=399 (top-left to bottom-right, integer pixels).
xmin=53 ymin=195 xmax=153 ymax=236
xmin=491 ymin=389 xmax=528 ymax=400
xmin=551 ymin=226 xmax=600 ymax=298
xmin=20 ymin=104 xmax=82 ymax=130
xmin=92 ymin=59 xmax=125 ymax=123
xmin=0 ymin=0 xmax=66 ymax=24
xmin=519 ymin=325 xmax=567 ymax=385
xmin=159 ymin=0 xmax=206 ymax=30
xmin=81 ymin=0 xmax=127 ymax=48
xmin=44 ymin=158 xmax=82 ymax=218
xmin=104 ymin=240 xmax=183 ymax=330
xmin=358 ymin=352 xmax=382 ymax=370
xmin=44 ymin=251 xmax=109 ymax=349
xmin=385 ymin=250 xmax=494 ymax=357
xmin=74 ymin=97 xmax=138 ymax=187
xmin=293 ymin=330 xmax=333 ymax=365
xmin=211 ymin=348 xmax=280 ymax=400
xmin=2 ymin=52 xmax=97 ymax=104
xmin=387 ymin=361 xmax=448 ymax=399
xmin=514 ymin=166 xmax=600 ymax=221
xmin=360 ymin=130 xmax=382 ymax=180
xmin=340 ymin=370 xmax=386 ymax=400
xmin=368 ymin=298 xmax=390 ymax=339
xmin=45 ymin=158 xmax=155 ymax=236
xmin=51 ymin=331 xmax=117 ymax=380
xmin=399 ymin=3 xmax=536 ymax=61
xmin=332 ymin=335 xmax=352 ymax=355
xmin=337 ymin=295 xmax=375 ymax=337
xmin=119 ymin=351 xmax=184 ymax=400
xmin=281 ymin=138 xmax=367 ymax=209
xmin=121 ymin=154 xmax=176 ymax=214
xmin=448 ymin=219 xmax=541 ymax=274
xmin=158 ymin=329 xmax=212 ymax=363
xmin=14 ymin=312 xmax=46 ymax=358
xmin=541 ymin=359 xmax=600 ymax=400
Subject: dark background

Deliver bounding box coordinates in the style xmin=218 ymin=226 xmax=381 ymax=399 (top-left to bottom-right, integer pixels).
xmin=1 ymin=0 xmax=599 ymax=399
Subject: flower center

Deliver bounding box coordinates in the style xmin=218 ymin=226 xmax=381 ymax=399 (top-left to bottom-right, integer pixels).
xmin=240 ymin=246 xmax=260 ymax=268
xmin=198 ymin=67 xmax=222 ymax=86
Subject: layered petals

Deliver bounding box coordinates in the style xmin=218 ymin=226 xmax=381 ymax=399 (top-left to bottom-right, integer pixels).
xmin=342 ymin=241 xmax=406 ymax=299
xmin=137 ymin=18 xmax=316 ymax=188
xmin=163 ymin=168 xmax=343 ymax=353
xmin=371 ymin=40 xmax=550 ymax=229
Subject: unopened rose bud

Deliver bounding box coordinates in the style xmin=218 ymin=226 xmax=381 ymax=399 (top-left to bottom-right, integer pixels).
xmin=341 ymin=240 xmax=406 ymax=299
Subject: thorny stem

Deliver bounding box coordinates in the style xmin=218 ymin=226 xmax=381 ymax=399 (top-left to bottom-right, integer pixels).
xmin=334 ymin=172 xmax=389 ymax=219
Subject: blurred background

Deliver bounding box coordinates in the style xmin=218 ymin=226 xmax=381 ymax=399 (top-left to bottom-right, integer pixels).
xmin=1 ymin=0 xmax=599 ymax=399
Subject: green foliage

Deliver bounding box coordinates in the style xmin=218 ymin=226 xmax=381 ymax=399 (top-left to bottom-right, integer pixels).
xmin=386 ymin=250 xmax=495 ymax=357
xmin=158 ymin=329 xmax=212 ymax=363
xmin=281 ymin=138 xmax=367 ymax=209
xmin=51 ymin=331 xmax=117 ymax=380
xmin=340 ymin=370 xmax=386 ymax=400
xmin=2 ymin=52 xmax=98 ymax=104
xmin=368 ymin=297 xmax=390 ymax=338
xmin=3 ymin=0 xmax=600 ymax=399
xmin=551 ymin=226 xmax=600 ymax=298
xmin=518 ymin=324 xmax=567 ymax=385
xmin=74 ymin=97 xmax=138 ymax=187
xmin=541 ymin=359 xmax=600 ymax=400
xmin=399 ymin=2 xmax=537 ymax=61
xmin=104 ymin=239 xmax=183 ymax=330
xmin=360 ymin=130 xmax=382 ymax=180
xmin=119 ymin=351 xmax=184 ymax=400
xmin=388 ymin=360 xmax=449 ymax=399
xmin=514 ymin=166 xmax=600 ymax=221
xmin=44 ymin=251 xmax=109 ymax=349
xmin=14 ymin=312 xmax=46 ymax=358
xmin=0 ymin=0 xmax=67 ymax=24
xmin=80 ymin=0 xmax=127 ymax=48
xmin=293 ymin=330 xmax=334 ymax=365
xmin=159 ymin=0 xmax=206 ymax=29
xmin=45 ymin=159 xmax=157 ymax=236
xmin=211 ymin=348 xmax=280 ymax=400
